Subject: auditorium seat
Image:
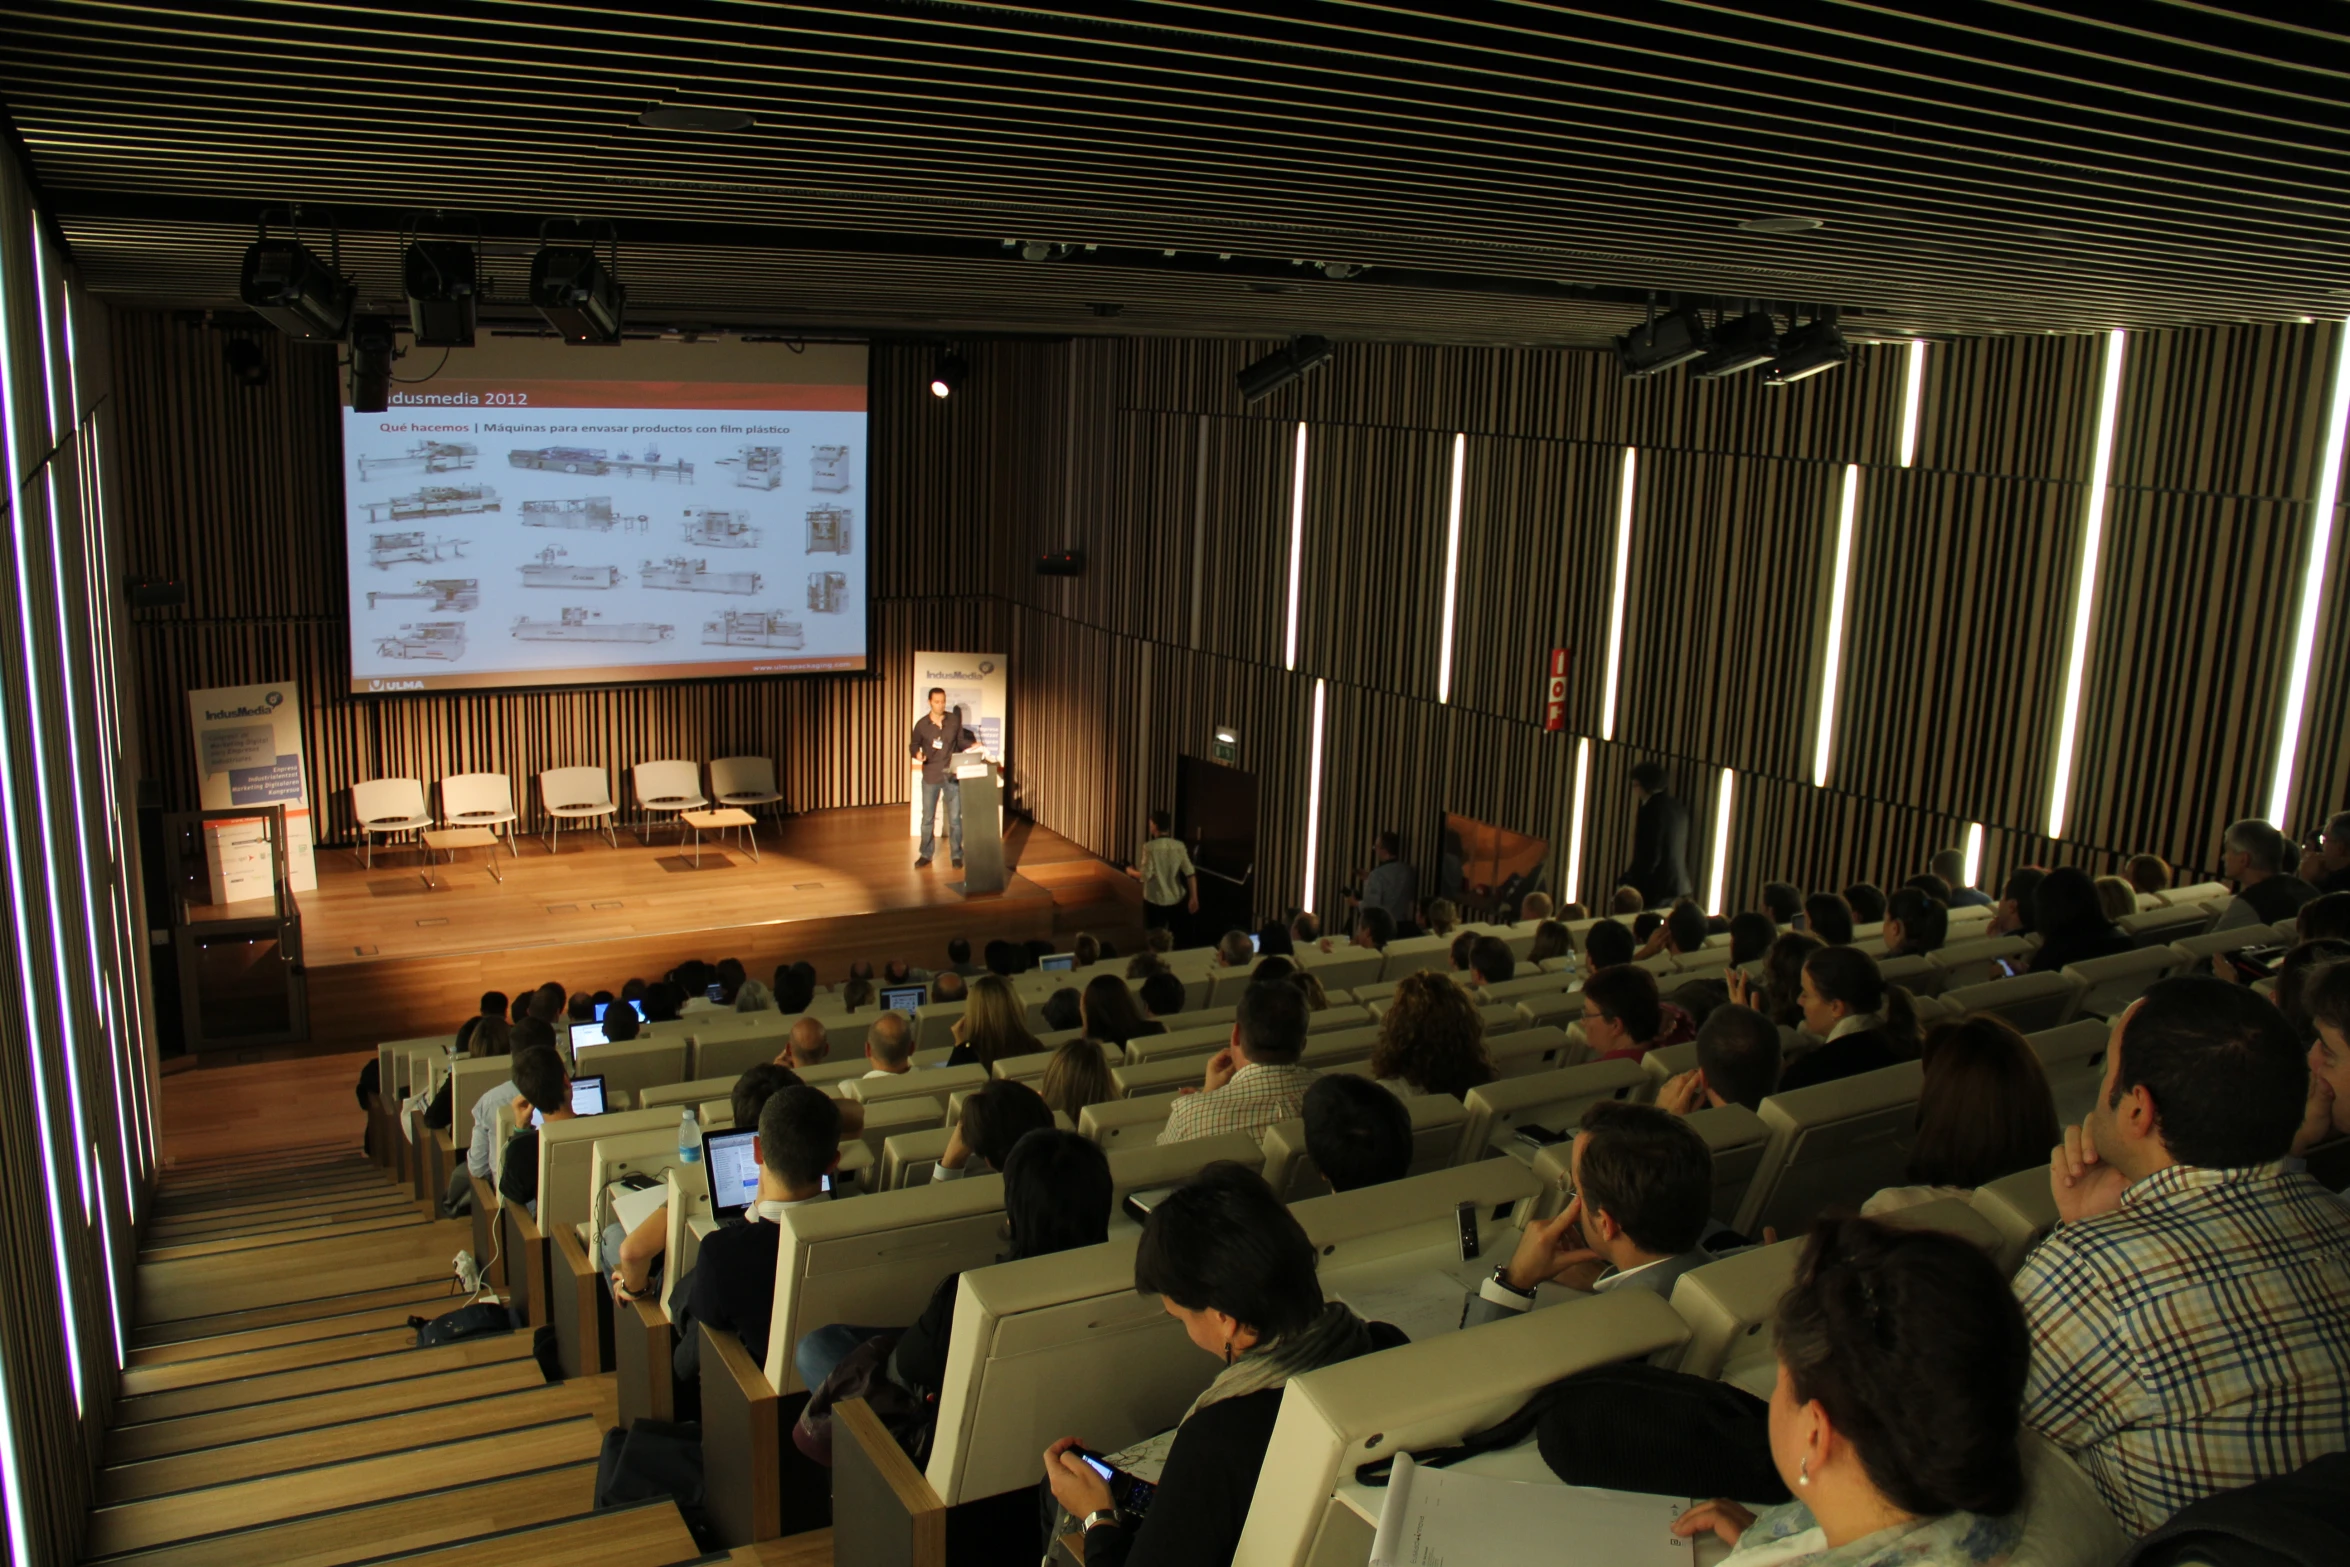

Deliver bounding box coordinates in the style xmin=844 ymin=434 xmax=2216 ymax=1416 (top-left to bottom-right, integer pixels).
xmin=1512 ymin=991 xmax=1583 ymax=1032
xmin=1296 ymin=948 xmax=1384 ymax=991
xmin=1259 ymin=1093 xmax=1473 ymax=1199
xmin=1487 ymin=1022 xmax=1575 ymax=1077
xmin=1530 ymin=1101 xmax=1768 ymax=1227
xmin=629 ymin=759 xmax=708 ymax=844
xmin=436 ymin=771 xmax=521 ymax=857
xmin=1733 ymin=1060 xmax=1925 ymax=1239
xmin=1118 ymin=1021 xmax=1230 ymax=1064
xmin=1937 ymin=971 xmax=2087 ymax=1033
xmin=1206 ymin=967 xmax=1260 ymax=1006
xmin=639 ymin=1074 xmax=737 ymax=1111
xmin=992 ymin=1040 xmax=1125 ymax=1089
xmin=2169 ymin=925 xmax=2282 ymax=966
xmin=1078 ymin=1095 xmax=1177 ymax=1148
xmin=913 ymin=1001 xmax=967 ymax=1053
xmin=1459 ymin=1057 xmax=1648 ymax=1160
xmin=1638 ymin=1041 xmax=1700 ymax=1100
xmin=1477 ymin=972 xmax=1576 ymax=1004
xmin=536 ymin=764 xmax=619 ymax=853
xmin=571 ymin=1037 xmax=689 ymax=1106
xmin=846 ymin=1096 xmax=944 ymax=1167
xmin=842 ymin=1063 xmax=985 ymax=1107
xmin=2023 ymin=1018 xmax=2110 ymax=1128
xmin=706 ymin=755 xmax=782 ymax=834
xmin=2062 ymin=945 xmax=2180 ymax=1019
xmin=1876 ymin=953 xmax=1941 ymax=995
xmin=2157 ymin=880 xmax=2231 ymax=907
xmin=1307 ymin=1002 xmax=1373 ymax=1032
xmin=351 ymin=777 xmax=432 ymax=868
xmin=1105 ymin=1130 xmax=1265 ymax=1205
xmin=1377 ymin=934 xmax=1454 ymax=981
xmin=1296 ymin=1025 xmax=1381 ymax=1072
xmin=1928 ymin=934 xmax=2037 ymax=989
xmin=1970 ymin=1164 xmax=2062 ymax=1274
xmin=2118 ymin=902 xmax=2216 ymax=948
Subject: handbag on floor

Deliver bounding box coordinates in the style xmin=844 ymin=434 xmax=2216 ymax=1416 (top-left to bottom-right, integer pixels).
xmin=594 ymin=1419 xmax=719 ymax=1552
xmin=790 ymin=1330 xmax=937 ymax=1467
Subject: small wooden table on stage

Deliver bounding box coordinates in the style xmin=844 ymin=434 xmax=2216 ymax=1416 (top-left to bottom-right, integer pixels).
xmin=681 ymin=808 xmax=759 ymax=867
xmin=420 ymin=827 xmax=504 ymax=888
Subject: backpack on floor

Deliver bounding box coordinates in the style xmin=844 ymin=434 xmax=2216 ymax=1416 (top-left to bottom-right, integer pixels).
xmin=409 ymin=1301 xmax=515 ymax=1348
xmin=594 ymin=1419 xmax=719 ymax=1552
xmin=791 ymin=1330 xmax=936 ymax=1468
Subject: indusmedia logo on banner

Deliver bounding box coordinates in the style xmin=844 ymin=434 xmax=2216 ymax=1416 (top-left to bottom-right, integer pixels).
xmin=202 ymin=691 xmax=288 ymax=721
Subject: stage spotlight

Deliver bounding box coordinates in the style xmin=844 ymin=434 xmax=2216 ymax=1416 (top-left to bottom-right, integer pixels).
xmin=1236 ymin=334 xmax=1333 ymax=404
xmin=929 ymin=351 xmax=969 ymax=399
xmin=1614 ymin=305 xmax=1708 ymax=378
xmin=222 ymin=337 xmax=270 ymax=389
xmin=239 ymin=226 xmax=354 ymax=342
xmin=1762 ymin=314 xmax=1850 ymax=385
xmin=1014 ymin=240 xmax=1078 ymax=262
xmin=1691 ymin=310 xmax=1780 ymax=379
xmin=402 ymin=237 xmax=478 ymax=348
xmin=348 ymin=315 xmax=396 ymax=413
xmin=529 ymin=230 xmax=625 ymax=344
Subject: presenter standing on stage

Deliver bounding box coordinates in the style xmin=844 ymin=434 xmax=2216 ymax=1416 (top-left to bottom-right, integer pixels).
xmin=910 ymin=686 xmax=984 ymax=869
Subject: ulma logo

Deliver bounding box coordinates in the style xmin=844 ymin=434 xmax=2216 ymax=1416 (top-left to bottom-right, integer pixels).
xmin=369 ymin=679 xmax=425 ymax=692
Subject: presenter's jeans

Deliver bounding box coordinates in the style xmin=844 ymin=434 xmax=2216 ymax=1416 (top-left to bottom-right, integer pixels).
xmin=920 ymin=777 xmax=963 ymax=861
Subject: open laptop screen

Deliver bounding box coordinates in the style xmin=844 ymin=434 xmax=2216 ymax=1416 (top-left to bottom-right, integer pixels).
xmin=569 ymin=1020 xmax=608 ymax=1053
xmin=1038 ymin=953 xmax=1075 ymax=972
xmin=880 ymin=984 xmax=925 ymax=1014
xmin=593 ymin=998 xmax=647 ymax=1023
xmin=702 ymin=1126 xmax=763 ymax=1219
xmin=569 ymin=1076 xmax=606 ymax=1116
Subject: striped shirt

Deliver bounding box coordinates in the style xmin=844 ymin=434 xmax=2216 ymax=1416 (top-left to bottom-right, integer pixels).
xmin=2013 ymin=1160 xmax=2350 ymax=1533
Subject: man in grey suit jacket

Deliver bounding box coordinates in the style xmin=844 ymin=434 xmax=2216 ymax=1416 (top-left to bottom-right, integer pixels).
xmin=1465 ymin=1100 xmax=1718 ymax=1326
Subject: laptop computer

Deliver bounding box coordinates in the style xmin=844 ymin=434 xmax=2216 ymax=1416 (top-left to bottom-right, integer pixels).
xmin=879 ymin=983 xmax=926 ymax=1014
xmin=569 ymin=1019 xmax=608 ymax=1053
xmin=531 ymin=1073 xmax=605 ymax=1127
xmin=700 ymin=1125 xmax=764 ymax=1220
xmin=1038 ymin=953 xmax=1076 ymax=972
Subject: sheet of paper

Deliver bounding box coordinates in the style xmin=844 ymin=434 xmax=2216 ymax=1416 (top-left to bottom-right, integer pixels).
xmin=1103 ymin=1426 xmax=1178 ymax=1485
xmin=1370 ymin=1451 xmax=1693 ymax=1567
xmin=1332 ymin=1268 xmax=1470 ymax=1344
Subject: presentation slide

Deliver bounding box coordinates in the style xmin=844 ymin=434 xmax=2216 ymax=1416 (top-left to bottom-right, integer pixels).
xmin=342 ymin=339 xmax=868 ymax=694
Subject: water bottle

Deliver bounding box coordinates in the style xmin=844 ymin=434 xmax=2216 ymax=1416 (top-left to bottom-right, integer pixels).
xmin=678 ymin=1108 xmax=701 ymax=1164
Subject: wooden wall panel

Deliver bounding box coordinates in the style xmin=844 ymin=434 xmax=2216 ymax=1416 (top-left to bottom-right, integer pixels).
xmin=1617 ymin=339 xmax=1907 ymax=468
xmin=1192 ymin=416 xmax=1299 ymax=667
xmin=1911 ymin=333 xmax=2102 ymax=481
xmin=1297 ymin=423 xmax=1454 ymax=696
xmin=2113 ymin=324 xmax=2341 ymax=499
xmin=2283 ymin=500 xmax=2350 ymax=838
xmin=1449 ymin=435 xmax=1622 ymax=728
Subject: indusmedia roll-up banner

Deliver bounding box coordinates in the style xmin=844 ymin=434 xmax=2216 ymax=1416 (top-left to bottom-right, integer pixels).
xmin=187 ymin=680 xmax=316 ymax=894
xmin=911 ymin=651 xmax=1008 ymax=838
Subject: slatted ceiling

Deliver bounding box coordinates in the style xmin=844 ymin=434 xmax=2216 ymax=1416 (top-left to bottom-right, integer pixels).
xmin=2113 ymin=324 xmax=2344 ymax=498
xmin=1910 ymin=332 xmax=2104 ymax=483
xmin=1449 ymin=435 xmax=1622 ymax=727
xmin=2068 ymin=488 xmax=2309 ymax=866
xmin=13 ymin=4 xmax=2350 ymax=342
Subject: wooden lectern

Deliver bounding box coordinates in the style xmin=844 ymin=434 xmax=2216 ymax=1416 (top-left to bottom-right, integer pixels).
xmin=951 ymin=759 xmax=1007 ymax=896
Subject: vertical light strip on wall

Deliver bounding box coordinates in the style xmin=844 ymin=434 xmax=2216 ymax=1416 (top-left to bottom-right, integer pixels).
xmin=1282 ymin=422 xmax=1308 ymax=671
xmin=0 ymin=210 xmax=85 ymax=1415
xmin=2264 ymin=320 xmax=2350 ymax=828
xmin=1963 ymin=821 xmax=1985 ymax=892
xmin=1812 ymin=464 xmax=1861 ymax=786
xmin=1436 ymin=432 xmax=1466 ymax=703
xmin=1563 ymin=737 xmax=1591 ymax=904
xmin=27 ymin=218 xmax=61 ymax=442
xmin=1706 ymin=769 xmax=1736 ymax=916
xmin=2046 ymin=327 xmax=2129 ymax=841
xmin=1599 ymin=446 xmax=1637 ymax=739
xmin=1898 ymin=339 xmax=1928 ymax=468
xmin=40 ymin=466 xmax=95 ymax=1219
xmin=1300 ymin=678 xmax=1327 ymax=912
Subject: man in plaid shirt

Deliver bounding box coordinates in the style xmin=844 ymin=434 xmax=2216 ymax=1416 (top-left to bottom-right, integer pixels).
xmin=1157 ymin=978 xmax=1317 ymax=1146
xmin=2016 ymin=976 xmax=2350 ymax=1534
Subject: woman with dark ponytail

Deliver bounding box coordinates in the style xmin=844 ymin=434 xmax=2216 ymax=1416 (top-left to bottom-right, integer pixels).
xmin=1779 ymin=946 xmax=1920 ymax=1091
xmin=1674 ymin=1216 xmax=2029 ymax=1564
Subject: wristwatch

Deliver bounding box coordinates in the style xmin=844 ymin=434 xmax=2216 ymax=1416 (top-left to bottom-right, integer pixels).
xmin=1083 ymin=1508 xmax=1123 ymax=1532
xmin=1486 ymin=1264 xmax=1536 ymax=1299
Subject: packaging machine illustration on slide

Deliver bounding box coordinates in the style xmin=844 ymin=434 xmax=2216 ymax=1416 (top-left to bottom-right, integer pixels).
xmin=806 ymin=506 xmax=852 ymax=554
xmin=717 ymin=446 xmax=784 ymax=489
xmin=809 ymin=444 xmax=852 ymax=492
xmin=508 ymin=446 xmax=694 ymax=483
xmin=368 ymin=532 xmax=469 ymax=570
xmin=361 ymin=486 xmax=499 ymax=524
xmin=366 ymin=578 xmax=479 ymax=612
xmin=356 ymin=440 xmax=477 ymax=480
xmin=703 ymin=610 xmax=805 ymax=649
xmin=682 ymin=508 xmax=761 ymax=549
xmin=376 ymin=621 xmax=467 ymax=661
xmin=807 ymin=571 xmax=849 ymax=612
xmin=512 ymin=607 xmax=674 ymax=643
xmin=519 ymin=497 xmax=648 ymax=532
xmin=642 ymin=557 xmax=762 ymax=595
xmin=517 ymin=547 xmax=620 ymax=589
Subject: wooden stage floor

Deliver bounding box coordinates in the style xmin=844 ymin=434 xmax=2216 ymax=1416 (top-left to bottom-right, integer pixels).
xmin=262 ymin=806 xmax=1139 ymax=1050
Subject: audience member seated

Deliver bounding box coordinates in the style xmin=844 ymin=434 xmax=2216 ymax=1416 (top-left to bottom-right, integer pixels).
xmin=841 ymin=977 xmax=876 ymax=1011
xmin=2302 ymin=811 xmax=2350 ymax=896
xmin=1041 ymin=1038 xmax=1116 ymax=1122
xmin=1581 ymin=964 xmax=1674 ymax=1063
xmin=1466 ymin=933 xmax=1515 ymax=989
xmin=1659 ymin=1002 xmax=1782 ymax=1114
xmin=1636 ymin=898 xmax=1708 ymax=961
xmin=1069 ymin=934 xmax=1101 ymax=970
xmin=495 ymin=1044 xmax=576 ymax=1220
xmin=943 ymin=937 xmax=982 ymax=977
xmin=861 ymin=1011 xmax=915 ymax=1076
xmin=1369 ymin=971 xmax=1495 ymax=1100
xmin=672 ymin=1085 xmax=842 ymax=1382
xmin=2295 ymin=961 xmax=2350 ymax=1184
xmin=1761 ymin=881 xmax=1804 ymax=926
xmin=2022 ymin=977 xmax=2350 ymax=1531
xmin=1726 ymin=910 xmax=1777 ymax=965
xmin=1986 ymin=866 xmax=2046 ymax=939
xmin=2215 ymin=818 xmax=2321 ymax=931
xmin=946 ymin=974 xmax=1044 ymax=1070
xmin=1422 ymin=897 xmax=1460 ymax=937
xmin=1527 ymin=919 xmax=1574 ymax=964
xmin=1287 ymin=968 xmax=1329 ymax=1010
xmin=1083 ymin=973 xmax=1162 ymax=1047
xmin=2297 ymin=891 xmax=2350 ymax=944
xmin=1447 ymin=929 xmax=1477 ymax=973
xmin=1123 ymin=952 xmax=1163 ymax=983
xmin=428 ymin=1003 xmax=510 ymax=1139
xmin=772 ymin=964 xmax=817 ymax=1014
xmin=1842 ymin=882 xmax=1887 ymax=924
xmin=1862 ymin=1017 xmax=2057 ymax=1215
xmin=1158 ymin=981 xmax=1315 ymax=1146
xmin=778 ymin=1017 xmax=830 ymax=1070
xmin=1251 ymin=955 xmax=1296 ymax=986
xmin=884 ymin=955 xmax=933 ymax=986
xmin=609 ymin=1063 xmax=799 ymax=1298
xmin=1144 ymin=927 xmax=1176 ymax=958
xmin=1928 ymin=848 xmax=1991 ymax=909
xmin=984 ymin=939 xmax=1026 ymax=977
xmin=602 ymin=1004 xmax=642 ymax=1043
xmin=1138 ymin=969 xmax=1186 ymax=1020
xmin=931 ymin=970 xmax=969 ymax=1004
xmin=1777 ymin=947 xmax=1919 ymax=1092
xmin=715 ymin=956 xmax=746 ymax=1004
xmin=566 ymin=991 xmax=596 ymax=1027
xmin=796 ymin=1129 xmax=1114 ymax=1396
xmin=1583 ymin=918 xmax=1636 ymax=972
xmin=1633 ymin=910 xmax=1664 ymax=946
xmin=933 ymin=1077 xmax=1056 ymax=1183
xmin=530 ymin=980 xmax=566 ymax=1024
xmin=1879 ymin=888 xmax=1949 ymax=957
xmin=2093 ymin=874 xmax=2139 ymax=922
xmin=1301 ymin=1075 xmax=1412 ymax=1191
xmin=1351 ymin=905 xmax=1395 ymax=951
xmin=1611 ymin=885 xmax=1644 ymax=916
xmin=733 ymin=978 xmax=773 ymax=1011
xmin=1904 ymin=871 xmax=1952 ymax=903
xmin=1214 ymin=929 xmax=1253 ymax=969
xmin=2026 ymin=866 xmax=2135 ymax=973
xmin=1044 ymin=1163 xmax=1395 ymax=1567
xmin=1804 ymin=892 xmax=1856 ymax=948
xmin=1556 ymin=899 xmax=1589 ymax=922
xmin=1730 ymin=929 xmax=1822 ymax=1030
xmin=1040 ymin=987 xmax=1083 ymax=1033
xmin=2125 ymin=851 xmax=2172 ymax=898
xmin=448 ymin=1016 xmax=553 ymax=1215
xmin=1672 ymin=1217 xmax=2030 ymax=1566
xmin=1468 ymin=1100 xmax=1718 ymax=1324
xmin=1253 ymin=920 xmax=1294 ymax=957
xmin=1289 ymin=911 xmax=1320 ymax=947
xmin=1522 ymin=891 xmax=1555 ymax=921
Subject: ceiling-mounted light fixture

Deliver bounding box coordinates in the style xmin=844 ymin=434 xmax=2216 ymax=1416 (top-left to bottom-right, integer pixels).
xmin=347 ymin=315 xmax=396 ymax=413
xmin=1762 ymin=311 xmax=1849 ymax=385
xmin=1318 ymin=262 xmax=1366 ymax=280
xmin=1738 ymin=215 xmax=1826 ymax=234
xmin=1012 ymin=240 xmax=1078 ymax=262
xmin=1236 ymin=334 xmax=1334 ymax=403
xmin=636 ymin=103 xmax=756 ymax=132
xmin=1614 ymin=300 xmax=1708 ymax=378
xmin=929 ymin=350 xmax=969 ymax=399
xmin=238 ymin=206 xmax=353 ymax=341
xmin=1691 ymin=309 xmax=1780 ymax=379
xmin=529 ymin=220 xmax=625 ymax=344
xmin=401 ymin=214 xmax=480 ymax=348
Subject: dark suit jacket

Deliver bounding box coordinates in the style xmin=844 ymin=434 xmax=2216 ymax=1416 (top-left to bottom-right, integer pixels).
xmin=1624 ymin=791 xmax=1693 ymax=907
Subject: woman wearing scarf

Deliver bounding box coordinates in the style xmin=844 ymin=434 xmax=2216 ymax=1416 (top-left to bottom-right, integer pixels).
xmin=1042 ymin=1162 xmax=1398 ymax=1566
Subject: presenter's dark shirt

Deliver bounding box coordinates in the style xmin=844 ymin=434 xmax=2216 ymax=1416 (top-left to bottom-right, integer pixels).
xmin=910 ymin=713 xmax=980 ymax=785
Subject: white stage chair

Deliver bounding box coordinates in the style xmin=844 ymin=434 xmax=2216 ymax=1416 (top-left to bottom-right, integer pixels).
xmin=536 ymin=765 xmax=618 ymax=853
xmin=436 ymin=770 xmax=520 ymax=857
xmin=708 ymin=755 xmax=783 ymax=834
xmin=630 ymin=758 xmax=709 ymax=843
xmin=351 ymin=777 xmax=432 ymax=868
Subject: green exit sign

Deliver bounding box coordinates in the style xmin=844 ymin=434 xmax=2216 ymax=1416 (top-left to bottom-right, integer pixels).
xmin=1212 ymin=741 xmax=1236 ymax=765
